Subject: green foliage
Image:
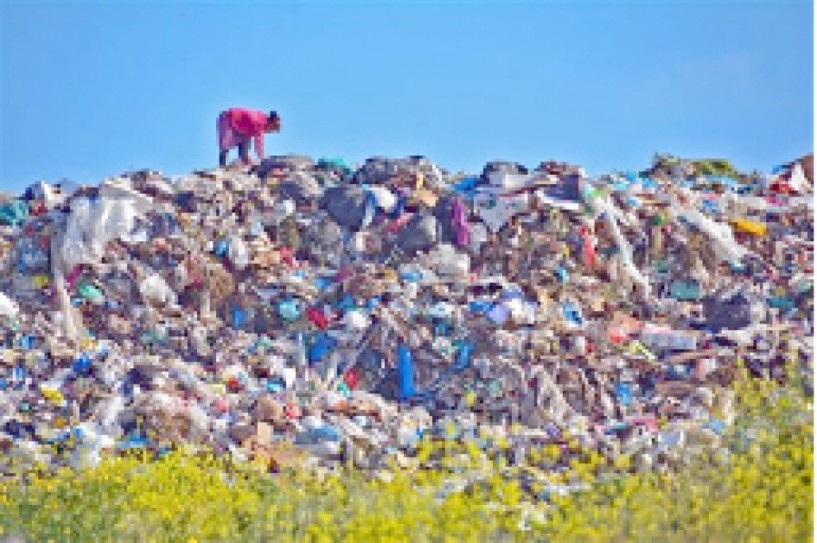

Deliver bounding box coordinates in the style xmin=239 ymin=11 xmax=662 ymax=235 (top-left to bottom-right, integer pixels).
xmin=691 ymin=159 xmax=739 ymax=178
xmin=1 ymin=374 xmax=811 ymax=542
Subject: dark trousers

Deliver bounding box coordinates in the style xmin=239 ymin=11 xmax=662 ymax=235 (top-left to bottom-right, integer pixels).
xmin=219 ymin=139 xmax=251 ymax=167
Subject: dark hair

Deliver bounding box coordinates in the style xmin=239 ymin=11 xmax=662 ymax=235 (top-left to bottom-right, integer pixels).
xmin=268 ymin=111 xmax=280 ymax=122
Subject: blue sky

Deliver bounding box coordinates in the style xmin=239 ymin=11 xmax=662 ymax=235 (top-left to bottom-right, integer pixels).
xmin=0 ymin=1 xmax=813 ymax=192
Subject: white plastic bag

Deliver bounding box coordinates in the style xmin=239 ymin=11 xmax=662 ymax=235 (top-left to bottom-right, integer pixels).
xmin=367 ymin=185 xmax=397 ymax=213
xmin=0 ymin=292 xmax=18 ymax=320
xmin=671 ymin=189 xmax=748 ymax=263
xmin=54 ymin=274 xmax=86 ymax=341
xmin=429 ymin=244 xmax=470 ymax=278
xmin=344 ymin=309 xmax=370 ymax=331
xmin=473 ymin=190 xmax=530 ymax=233
xmin=61 ymin=196 xmax=143 ymax=271
xmin=227 ymin=236 xmax=250 ymax=270
xmin=139 ymin=274 xmax=177 ymax=306
xmin=595 ymin=196 xmax=651 ymax=299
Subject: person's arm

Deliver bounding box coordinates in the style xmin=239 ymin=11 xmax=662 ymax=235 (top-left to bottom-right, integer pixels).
xmin=254 ymin=133 xmax=265 ymax=161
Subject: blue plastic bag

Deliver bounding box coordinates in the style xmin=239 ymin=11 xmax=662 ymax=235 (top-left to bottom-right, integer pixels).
xmin=232 ymin=306 xmax=246 ymax=329
xmin=562 ymin=302 xmax=583 ymax=326
xmin=486 ymin=304 xmax=509 ymax=325
xmin=469 ymin=301 xmax=492 ymax=314
xmin=213 ymin=239 xmax=229 ymax=257
xmin=308 ymin=333 xmax=337 ymax=364
xmin=451 ymin=342 xmax=474 ymax=371
xmin=452 ymin=177 xmax=479 ymax=193
xmin=400 ymin=270 xmax=422 ymax=283
xmin=704 ymin=419 xmax=726 ymax=434
xmin=615 ymin=383 xmax=632 ymax=406
xmin=278 ymin=299 xmax=302 ymax=321
xmin=314 ymin=277 xmax=333 ymax=291
xmin=17 ymin=335 xmax=35 ymax=350
xmin=72 ymin=353 xmax=93 ymax=375
xmin=266 ymin=378 xmax=285 ymax=393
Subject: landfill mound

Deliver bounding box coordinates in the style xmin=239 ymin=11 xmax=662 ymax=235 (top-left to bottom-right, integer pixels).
xmin=0 ymin=153 xmax=813 ymax=472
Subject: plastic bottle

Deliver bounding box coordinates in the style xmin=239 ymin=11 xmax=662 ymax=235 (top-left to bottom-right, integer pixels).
xmin=396 ymin=344 xmax=415 ymax=401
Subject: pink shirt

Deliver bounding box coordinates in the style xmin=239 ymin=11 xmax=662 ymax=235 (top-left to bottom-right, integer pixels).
xmin=220 ymin=108 xmax=269 ymax=159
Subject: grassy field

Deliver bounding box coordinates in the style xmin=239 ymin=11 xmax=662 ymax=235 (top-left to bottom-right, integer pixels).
xmin=1 ymin=367 xmax=812 ymax=542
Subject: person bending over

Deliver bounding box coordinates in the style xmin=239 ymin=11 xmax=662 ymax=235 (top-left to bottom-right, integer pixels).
xmin=217 ymin=108 xmax=280 ymax=167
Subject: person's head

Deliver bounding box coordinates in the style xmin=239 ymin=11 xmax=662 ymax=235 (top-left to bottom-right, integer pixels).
xmin=266 ymin=111 xmax=281 ymax=133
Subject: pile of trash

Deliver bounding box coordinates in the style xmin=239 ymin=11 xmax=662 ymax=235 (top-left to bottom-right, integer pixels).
xmin=0 ymin=152 xmax=812 ymax=476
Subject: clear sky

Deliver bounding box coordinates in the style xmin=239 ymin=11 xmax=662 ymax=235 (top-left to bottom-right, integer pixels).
xmin=0 ymin=1 xmax=813 ymax=192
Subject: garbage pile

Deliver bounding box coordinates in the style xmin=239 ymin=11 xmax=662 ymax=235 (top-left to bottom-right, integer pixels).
xmin=0 ymin=153 xmax=812 ymax=476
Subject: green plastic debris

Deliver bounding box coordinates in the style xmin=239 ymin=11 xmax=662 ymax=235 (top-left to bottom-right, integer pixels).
xmin=669 ymin=280 xmax=701 ymax=301
xmin=0 ymin=200 xmax=29 ymax=227
xmin=256 ymin=335 xmax=274 ymax=351
xmin=317 ymin=157 xmax=352 ymax=175
xmin=767 ymin=297 xmax=795 ymax=310
xmin=76 ymin=283 xmax=104 ymax=302
xmin=653 ymin=260 xmax=668 ymax=273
